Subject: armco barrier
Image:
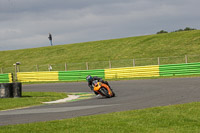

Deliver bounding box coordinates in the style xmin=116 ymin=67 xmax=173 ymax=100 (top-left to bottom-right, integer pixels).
xmin=17 ymin=72 xmax=59 ymax=82
xmin=59 ymin=69 xmax=105 ymax=81
xmin=17 ymin=69 xmax=105 ymax=82
xmin=0 ymin=73 xmax=13 ymax=83
xmin=16 ymin=62 xmax=200 ymax=82
xmin=159 ymin=62 xmax=200 ymax=76
xmin=105 ymin=65 xmax=159 ymax=79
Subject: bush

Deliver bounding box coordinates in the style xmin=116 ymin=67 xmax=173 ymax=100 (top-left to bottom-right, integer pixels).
xmin=173 ymin=27 xmax=197 ymax=32
xmin=184 ymin=27 xmax=196 ymax=31
xmin=157 ymin=30 xmax=168 ymax=34
xmin=174 ymin=29 xmax=184 ymax=32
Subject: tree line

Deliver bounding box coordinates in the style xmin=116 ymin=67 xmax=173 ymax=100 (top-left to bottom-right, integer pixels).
xmin=157 ymin=27 xmax=197 ymax=34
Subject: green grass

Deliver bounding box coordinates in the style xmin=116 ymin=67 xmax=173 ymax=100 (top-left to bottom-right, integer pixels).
xmin=1 ymin=30 xmax=200 ymax=72
xmin=1 ymin=102 xmax=200 ymax=133
xmin=0 ymin=92 xmax=67 ymax=111
xmin=1 ymin=31 xmax=200 ymax=132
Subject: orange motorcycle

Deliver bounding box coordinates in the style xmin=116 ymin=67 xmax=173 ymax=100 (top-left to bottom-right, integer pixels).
xmin=92 ymin=80 xmax=115 ymax=98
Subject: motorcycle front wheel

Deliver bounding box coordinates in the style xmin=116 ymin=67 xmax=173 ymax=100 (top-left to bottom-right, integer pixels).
xmin=111 ymin=90 xmax=115 ymax=97
xmin=100 ymin=87 xmax=111 ymax=98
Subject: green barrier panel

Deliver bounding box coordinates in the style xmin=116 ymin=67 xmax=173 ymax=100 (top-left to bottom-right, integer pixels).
xmin=159 ymin=62 xmax=200 ymax=76
xmin=0 ymin=73 xmax=12 ymax=83
xmin=59 ymin=69 xmax=105 ymax=81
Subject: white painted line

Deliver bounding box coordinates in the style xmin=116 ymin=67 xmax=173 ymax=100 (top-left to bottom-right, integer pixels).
xmin=43 ymin=95 xmax=80 ymax=104
xmin=0 ymin=104 xmax=120 ymax=116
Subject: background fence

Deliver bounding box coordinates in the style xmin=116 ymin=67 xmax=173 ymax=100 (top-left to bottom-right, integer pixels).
xmin=1 ymin=55 xmax=200 ymax=73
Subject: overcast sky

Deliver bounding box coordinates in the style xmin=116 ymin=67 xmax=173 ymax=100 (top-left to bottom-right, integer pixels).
xmin=0 ymin=0 xmax=199 ymax=51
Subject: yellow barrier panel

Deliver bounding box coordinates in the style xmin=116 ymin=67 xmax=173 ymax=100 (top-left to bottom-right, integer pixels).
xmin=8 ymin=73 xmax=13 ymax=83
xmin=105 ymin=65 xmax=159 ymax=79
xmin=17 ymin=72 xmax=59 ymax=82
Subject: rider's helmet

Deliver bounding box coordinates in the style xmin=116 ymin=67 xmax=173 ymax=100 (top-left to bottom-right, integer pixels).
xmin=86 ymin=75 xmax=92 ymax=82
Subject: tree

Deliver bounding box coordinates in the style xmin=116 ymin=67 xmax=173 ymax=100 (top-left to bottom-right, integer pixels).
xmin=157 ymin=30 xmax=168 ymax=34
xmin=184 ymin=27 xmax=196 ymax=31
xmin=174 ymin=27 xmax=197 ymax=32
xmin=174 ymin=29 xmax=184 ymax=32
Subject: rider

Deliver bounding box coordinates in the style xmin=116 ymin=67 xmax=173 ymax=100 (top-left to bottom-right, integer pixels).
xmin=86 ymin=75 xmax=111 ymax=95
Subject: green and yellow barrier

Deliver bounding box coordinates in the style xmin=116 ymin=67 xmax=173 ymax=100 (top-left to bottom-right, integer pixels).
xmin=17 ymin=72 xmax=59 ymax=82
xmin=59 ymin=69 xmax=105 ymax=81
xmin=0 ymin=73 xmax=13 ymax=83
xmin=16 ymin=62 xmax=200 ymax=82
xmin=17 ymin=69 xmax=105 ymax=82
xmin=159 ymin=62 xmax=200 ymax=76
xmin=105 ymin=65 xmax=159 ymax=79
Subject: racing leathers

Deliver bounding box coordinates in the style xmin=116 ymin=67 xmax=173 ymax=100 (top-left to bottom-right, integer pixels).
xmin=87 ymin=76 xmax=110 ymax=95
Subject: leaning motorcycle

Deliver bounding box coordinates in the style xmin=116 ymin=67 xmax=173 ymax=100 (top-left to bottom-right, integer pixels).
xmin=92 ymin=80 xmax=115 ymax=98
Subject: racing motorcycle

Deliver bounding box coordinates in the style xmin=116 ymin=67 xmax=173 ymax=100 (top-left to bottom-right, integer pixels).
xmin=92 ymin=80 xmax=115 ymax=98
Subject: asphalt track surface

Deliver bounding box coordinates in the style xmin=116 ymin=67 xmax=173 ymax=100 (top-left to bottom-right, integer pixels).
xmin=1 ymin=77 xmax=200 ymax=126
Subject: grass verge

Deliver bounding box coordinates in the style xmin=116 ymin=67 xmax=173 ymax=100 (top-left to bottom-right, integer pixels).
xmin=1 ymin=30 xmax=200 ymax=72
xmin=0 ymin=92 xmax=68 ymax=111
xmin=1 ymin=102 xmax=200 ymax=132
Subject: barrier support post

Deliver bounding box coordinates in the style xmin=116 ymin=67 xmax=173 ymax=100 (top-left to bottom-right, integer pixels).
xmin=65 ymin=63 xmax=67 ymax=71
xmin=133 ymin=59 xmax=135 ymax=67
xmin=158 ymin=57 xmax=160 ymax=65
xmin=86 ymin=62 xmax=89 ymax=70
xmin=185 ymin=55 xmax=188 ymax=64
xmin=109 ymin=60 xmax=112 ymax=69
xmin=36 ymin=64 xmax=39 ymax=72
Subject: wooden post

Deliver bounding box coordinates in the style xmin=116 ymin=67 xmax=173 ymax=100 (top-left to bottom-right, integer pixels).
xmin=65 ymin=63 xmax=67 ymax=71
xmin=133 ymin=59 xmax=135 ymax=67
xmin=158 ymin=57 xmax=160 ymax=65
xmin=86 ymin=62 xmax=89 ymax=70
xmin=185 ymin=55 xmax=188 ymax=64
xmin=109 ymin=60 xmax=112 ymax=69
